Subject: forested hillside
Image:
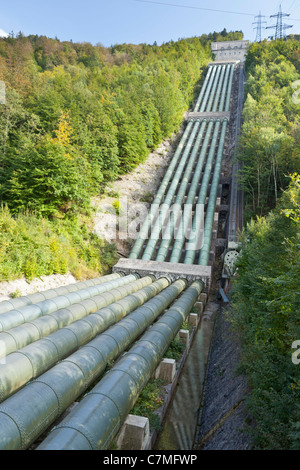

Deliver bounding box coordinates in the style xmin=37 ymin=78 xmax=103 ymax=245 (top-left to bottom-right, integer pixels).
xmin=0 ymin=31 xmax=240 ymax=281
xmin=238 ymin=39 xmax=300 ymax=219
xmin=0 ymin=34 xmax=212 ymax=214
xmin=232 ymin=40 xmax=300 ymax=450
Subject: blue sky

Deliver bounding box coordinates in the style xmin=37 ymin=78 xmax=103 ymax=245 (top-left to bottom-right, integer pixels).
xmin=0 ymin=0 xmax=299 ymax=46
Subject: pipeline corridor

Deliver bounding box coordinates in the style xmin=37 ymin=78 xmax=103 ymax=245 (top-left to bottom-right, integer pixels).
xmin=0 ymin=58 xmax=242 ymax=451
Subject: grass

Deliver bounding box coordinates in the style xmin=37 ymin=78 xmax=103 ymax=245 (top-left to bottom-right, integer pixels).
xmin=131 ymin=379 xmax=167 ymax=431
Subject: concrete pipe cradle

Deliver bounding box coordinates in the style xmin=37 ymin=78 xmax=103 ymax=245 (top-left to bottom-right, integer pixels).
xmin=141 ymin=119 xmax=201 ymax=261
xmin=0 ymin=275 xmax=155 ymax=358
xmin=0 ymin=273 xmax=121 ymax=315
xmin=0 ymin=277 xmax=170 ymax=402
xmin=0 ymin=273 xmax=140 ymax=334
xmin=193 ymin=66 xmax=213 ymax=112
xmin=198 ymin=119 xmax=228 ymax=266
xmin=36 ymin=280 xmax=203 ymax=450
xmin=168 ymin=118 xmax=215 ymax=264
xmin=0 ymin=279 xmax=188 ymax=450
xmin=183 ymin=119 xmax=222 ymax=265
xmin=155 ymin=119 xmax=208 ymax=262
xmin=129 ymin=119 xmax=194 ymax=260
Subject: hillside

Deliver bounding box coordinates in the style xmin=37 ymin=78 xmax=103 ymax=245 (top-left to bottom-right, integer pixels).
xmin=230 ymin=39 xmax=300 ymax=450
xmin=0 ymin=33 xmax=214 ymax=281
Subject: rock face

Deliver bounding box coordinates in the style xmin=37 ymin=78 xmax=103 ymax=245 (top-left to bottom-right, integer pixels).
xmin=92 ymin=136 xmax=178 ymax=253
xmin=193 ymin=304 xmax=253 ymax=450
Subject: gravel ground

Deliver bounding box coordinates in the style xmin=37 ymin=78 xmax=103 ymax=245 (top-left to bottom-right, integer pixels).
xmin=92 ymin=133 xmax=181 ymax=255
xmin=0 ymin=273 xmax=77 ymax=303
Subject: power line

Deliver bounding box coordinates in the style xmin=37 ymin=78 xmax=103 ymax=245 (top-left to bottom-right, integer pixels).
xmin=134 ymin=0 xmax=300 ymax=22
xmin=134 ymin=0 xmax=254 ymax=17
xmin=287 ymin=0 xmax=298 ymax=14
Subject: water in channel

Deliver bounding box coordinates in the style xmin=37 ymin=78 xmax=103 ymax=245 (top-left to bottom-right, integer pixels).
xmin=154 ymin=302 xmax=218 ymax=450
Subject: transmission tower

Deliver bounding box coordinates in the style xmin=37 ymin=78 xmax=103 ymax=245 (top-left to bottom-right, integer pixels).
xmin=253 ymin=11 xmax=267 ymax=42
xmin=266 ymin=4 xmax=293 ymax=39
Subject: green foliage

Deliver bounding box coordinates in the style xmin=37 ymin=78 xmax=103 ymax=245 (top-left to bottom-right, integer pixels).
xmin=239 ymin=40 xmax=300 ymax=220
xmin=131 ymin=379 xmax=166 ymax=431
xmin=0 ymin=33 xmax=215 ymax=214
xmin=231 ymin=176 xmax=300 ymax=449
xmin=0 ymin=205 xmax=118 ymax=281
xmin=164 ymin=337 xmax=186 ymax=362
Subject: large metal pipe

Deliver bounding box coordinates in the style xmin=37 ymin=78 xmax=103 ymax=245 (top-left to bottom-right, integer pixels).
xmin=129 ymin=63 xmax=226 ymax=261
xmin=198 ymin=119 xmax=228 ymax=265
xmin=0 ymin=274 xmax=137 ymax=333
xmin=36 ymin=280 xmax=203 ymax=450
xmin=197 ymin=65 xmax=218 ymax=112
xmin=0 ymin=275 xmax=154 ymax=358
xmin=211 ymin=65 xmax=226 ymax=113
xmin=169 ymin=119 xmax=215 ymax=264
xmin=204 ymin=65 xmax=222 ymax=113
xmin=141 ymin=119 xmax=201 ymax=261
xmin=225 ymin=64 xmax=235 ymax=112
xmin=183 ymin=119 xmax=221 ymax=265
xmin=155 ymin=119 xmax=207 ymax=262
xmin=129 ymin=120 xmax=194 ymax=260
xmin=0 ymin=274 xmax=121 ymax=315
xmin=0 ymin=279 xmax=188 ymax=450
xmin=0 ymin=278 xmax=169 ymax=402
xmin=193 ymin=66 xmax=212 ymax=112
xmin=217 ymin=64 xmax=231 ymax=112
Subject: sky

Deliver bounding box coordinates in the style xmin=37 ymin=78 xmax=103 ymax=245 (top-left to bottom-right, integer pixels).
xmin=0 ymin=0 xmax=300 ymax=46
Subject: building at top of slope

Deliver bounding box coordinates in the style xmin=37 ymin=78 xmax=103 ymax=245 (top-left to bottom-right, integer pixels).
xmin=211 ymin=40 xmax=249 ymax=63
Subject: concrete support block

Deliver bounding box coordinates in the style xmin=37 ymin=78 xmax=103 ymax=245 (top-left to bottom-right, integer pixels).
xmin=116 ymin=414 xmax=150 ymax=450
xmin=194 ymin=301 xmax=204 ymax=314
xmin=188 ymin=313 xmax=199 ymax=328
xmin=199 ymin=292 xmax=207 ymax=304
xmin=178 ymin=329 xmax=189 ymax=345
xmin=154 ymin=358 xmax=176 ymax=383
xmin=113 ymin=258 xmax=211 ymax=288
xmin=209 ymin=250 xmax=215 ymax=265
xmin=213 ymin=212 xmax=219 ymax=231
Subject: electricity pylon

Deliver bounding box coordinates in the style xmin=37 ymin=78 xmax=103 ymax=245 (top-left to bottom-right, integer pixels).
xmin=266 ymin=4 xmax=293 ymax=39
xmin=253 ymin=11 xmax=267 ymax=42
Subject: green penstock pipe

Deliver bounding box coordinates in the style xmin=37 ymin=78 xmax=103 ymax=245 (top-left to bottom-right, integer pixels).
xmin=0 ymin=279 xmax=188 ymax=450
xmin=0 ymin=277 xmax=169 ymax=402
xmin=36 ymin=280 xmax=203 ymax=450
xmin=193 ymin=66 xmax=213 ymax=112
xmin=183 ymin=119 xmax=221 ymax=265
xmin=0 ymin=275 xmax=153 ymax=357
xmin=0 ymin=275 xmax=138 ymax=331
xmin=128 ymin=120 xmax=194 ymax=260
xmin=141 ymin=119 xmax=201 ymax=261
xmin=198 ymin=119 xmax=228 ymax=265
xmin=169 ymin=119 xmax=215 ymax=264
xmin=155 ymin=119 xmax=207 ymax=262
xmin=0 ymin=273 xmax=121 ymax=315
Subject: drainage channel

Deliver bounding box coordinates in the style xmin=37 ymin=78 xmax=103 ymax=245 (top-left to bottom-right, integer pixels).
xmin=153 ymin=300 xmax=219 ymax=450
